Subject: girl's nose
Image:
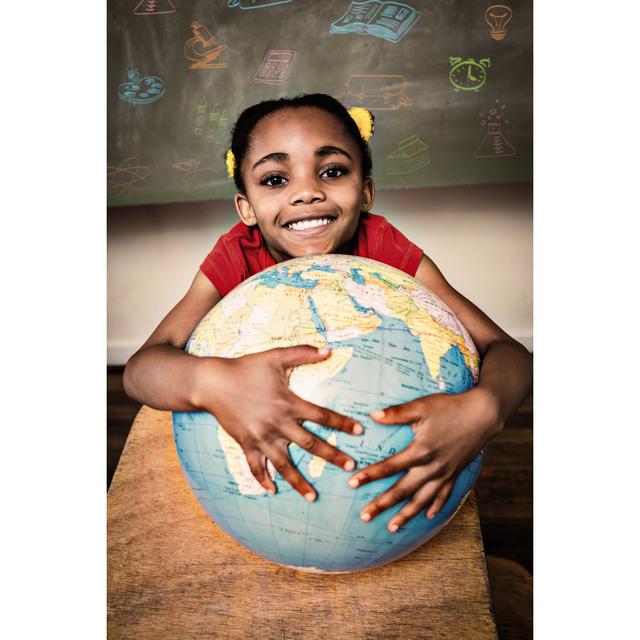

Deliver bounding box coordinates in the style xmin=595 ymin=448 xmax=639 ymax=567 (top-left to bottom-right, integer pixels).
xmin=289 ymin=176 xmax=326 ymax=205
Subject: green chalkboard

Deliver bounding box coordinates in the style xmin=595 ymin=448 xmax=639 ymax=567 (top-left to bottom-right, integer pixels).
xmin=107 ymin=0 xmax=532 ymax=206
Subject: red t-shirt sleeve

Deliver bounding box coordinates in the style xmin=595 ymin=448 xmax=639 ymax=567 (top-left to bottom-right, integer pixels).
xmin=199 ymin=222 xmax=276 ymax=297
xmin=199 ymin=233 xmax=244 ymax=297
xmin=356 ymin=213 xmax=424 ymax=277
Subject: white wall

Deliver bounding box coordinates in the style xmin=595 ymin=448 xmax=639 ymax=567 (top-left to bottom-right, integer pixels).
xmin=107 ymin=183 xmax=532 ymax=364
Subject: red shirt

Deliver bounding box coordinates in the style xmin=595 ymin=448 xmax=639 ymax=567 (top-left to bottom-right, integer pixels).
xmin=200 ymin=212 xmax=424 ymax=297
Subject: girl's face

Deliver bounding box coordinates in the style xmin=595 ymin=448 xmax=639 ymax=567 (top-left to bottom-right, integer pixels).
xmin=234 ymin=107 xmax=375 ymax=263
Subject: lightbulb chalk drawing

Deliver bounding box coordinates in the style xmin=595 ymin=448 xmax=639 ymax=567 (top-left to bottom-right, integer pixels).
xmin=484 ymin=4 xmax=513 ymax=41
xmin=117 ymin=68 xmax=166 ymax=104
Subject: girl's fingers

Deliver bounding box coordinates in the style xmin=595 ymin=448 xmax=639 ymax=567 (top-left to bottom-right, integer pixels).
xmin=295 ymin=396 xmax=364 ymax=436
xmin=386 ymin=480 xmax=446 ymax=531
xmin=284 ymin=421 xmax=356 ymax=472
xmin=357 ymin=467 xmax=434 ymax=523
xmin=273 ymin=344 xmax=331 ymax=371
xmin=348 ymin=445 xmax=428 ymax=488
xmin=244 ymin=449 xmax=277 ymax=495
xmin=264 ymin=444 xmax=317 ymax=503
xmin=369 ymin=398 xmax=426 ymax=425
xmin=425 ymin=481 xmax=454 ymax=520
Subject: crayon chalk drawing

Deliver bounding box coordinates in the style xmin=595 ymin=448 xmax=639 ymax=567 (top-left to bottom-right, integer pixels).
xmin=385 ymin=135 xmax=429 ymax=175
xmin=475 ymin=100 xmax=516 ymax=158
xmin=193 ymin=97 xmax=208 ymax=135
xmin=172 ymin=159 xmax=201 ymax=172
xmin=118 ymin=68 xmax=166 ymax=105
xmin=448 ymin=57 xmax=490 ymax=92
xmin=253 ymin=50 xmax=296 ymax=85
xmin=337 ymin=74 xmax=412 ymax=110
xmin=484 ymin=4 xmax=513 ymax=41
xmin=227 ymin=0 xmax=292 ymax=9
xmin=172 ymin=158 xmax=217 ymax=194
xmin=193 ymin=97 xmax=229 ymax=144
xmin=185 ymin=22 xmax=229 ymax=69
xmin=206 ymin=107 xmax=228 ymax=145
xmin=331 ymin=1 xmax=421 ymax=43
xmin=133 ymin=0 xmax=176 ymax=15
xmin=108 ymin=157 xmax=152 ymax=197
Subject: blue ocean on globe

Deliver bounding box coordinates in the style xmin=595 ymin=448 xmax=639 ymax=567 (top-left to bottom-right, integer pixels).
xmin=173 ymin=254 xmax=483 ymax=573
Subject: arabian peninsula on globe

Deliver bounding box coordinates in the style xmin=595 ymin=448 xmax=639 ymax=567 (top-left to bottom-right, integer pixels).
xmin=173 ymin=254 xmax=483 ymax=573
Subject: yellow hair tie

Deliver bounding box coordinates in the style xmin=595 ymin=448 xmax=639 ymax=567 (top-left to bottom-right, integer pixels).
xmin=348 ymin=107 xmax=374 ymax=143
xmin=225 ymin=149 xmax=236 ymax=178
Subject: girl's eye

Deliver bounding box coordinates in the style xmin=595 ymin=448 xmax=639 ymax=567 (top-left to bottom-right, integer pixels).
xmin=322 ymin=165 xmax=348 ymax=179
xmin=260 ymin=174 xmax=286 ymax=188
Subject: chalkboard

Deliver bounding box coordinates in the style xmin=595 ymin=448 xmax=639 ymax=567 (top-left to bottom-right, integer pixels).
xmin=107 ymin=0 xmax=532 ymax=207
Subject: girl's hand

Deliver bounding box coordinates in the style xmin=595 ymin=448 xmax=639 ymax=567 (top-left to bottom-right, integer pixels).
xmin=197 ymin=345 xmax=363 ymax=502
xmin=347 ymin=388 xmax=502 ymax=531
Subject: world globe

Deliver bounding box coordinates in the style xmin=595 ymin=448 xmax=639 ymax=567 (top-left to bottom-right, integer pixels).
xmin=173 ymin=254 xmax=483 ymax=573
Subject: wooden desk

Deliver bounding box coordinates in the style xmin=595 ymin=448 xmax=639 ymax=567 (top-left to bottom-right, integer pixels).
xmin=108 ymin=407 xmax=497 ymax=639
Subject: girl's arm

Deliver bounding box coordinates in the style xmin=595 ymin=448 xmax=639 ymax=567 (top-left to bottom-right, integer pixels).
xmin=123 ymin=271 xmax=222 ymax=410
xmin=348 ymin=255 xmax=533 ymax=530
xmin=123 ymin=270 xmax=362 ymax=501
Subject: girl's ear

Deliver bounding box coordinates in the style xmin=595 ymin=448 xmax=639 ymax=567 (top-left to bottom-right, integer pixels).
xmin=360 ymin=177 xmax=375 ymax=212
xmin=234 ymin=192 xmax=258 ymax=226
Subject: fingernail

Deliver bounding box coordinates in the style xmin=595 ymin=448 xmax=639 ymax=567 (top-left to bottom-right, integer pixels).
xmin=343 ymin=459 xmax=355 ymax=471
xmin=304 ymin=492 xmax=316 ymax=503
xmin=389 ymin=522 xmax=399 ymax=532
xmin=317 ymin=347 xmax=330 ymax=356
xmin=352 ymin=423 xmax=364 ymax=435
xmin=267 ymin=488 xmax=276 ymax=496
xmin=428 ymin=512 xmax=435 ymax=520
xmin=371 ymin=409 xmax=385 ymax=419
xmin=348 ymin=477 xmax=359 ymax=488
xmin=360 ymin=512 xmax=371 ymax=522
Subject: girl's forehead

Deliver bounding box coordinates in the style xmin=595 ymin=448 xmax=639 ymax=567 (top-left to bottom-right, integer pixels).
xmin=249 ymin=107 xmax=356 ymax=153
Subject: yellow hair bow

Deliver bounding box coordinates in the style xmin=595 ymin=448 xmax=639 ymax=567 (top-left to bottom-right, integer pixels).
xmin=348 ymin=107 xmax=374 ymax=143
xmin=225 ymin=149 xmax=236 ymax=178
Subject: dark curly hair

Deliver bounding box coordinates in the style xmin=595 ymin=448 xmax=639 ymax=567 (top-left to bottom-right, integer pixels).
xmin=226 ymin=93 xmax=373 ymax=194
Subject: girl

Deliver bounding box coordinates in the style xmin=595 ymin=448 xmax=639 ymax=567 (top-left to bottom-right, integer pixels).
xmin=123 ymin=93 xmax=532 ymax=533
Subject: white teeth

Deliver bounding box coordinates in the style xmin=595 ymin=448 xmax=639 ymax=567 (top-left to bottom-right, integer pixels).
xmin=286 ymin=218 xmax=333 ymax=231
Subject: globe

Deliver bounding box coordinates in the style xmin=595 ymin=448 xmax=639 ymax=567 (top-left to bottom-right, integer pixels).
xmin=173 ymin=254 xmax=483 ymax=573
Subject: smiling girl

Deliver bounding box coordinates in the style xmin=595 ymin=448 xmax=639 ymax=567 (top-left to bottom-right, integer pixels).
xmin=123 ymin=93 xmax=532 ymax=532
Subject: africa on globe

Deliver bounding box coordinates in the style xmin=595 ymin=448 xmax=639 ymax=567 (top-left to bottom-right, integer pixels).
xmin=173 ymin=254 xmax=483 ymax=573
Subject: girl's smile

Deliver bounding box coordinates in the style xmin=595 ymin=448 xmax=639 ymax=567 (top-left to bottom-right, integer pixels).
xmin=234 ymin=107 xmax=375 ymax=262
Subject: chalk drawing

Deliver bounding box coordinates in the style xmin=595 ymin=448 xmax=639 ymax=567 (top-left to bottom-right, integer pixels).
xmin=133 ymin=0 xmax=176 ymax=15
xmin=228 ymin=0 xmax=293 ymax=9
xmin=484 ymin=4 xmax=513 ymax=41
xmin=337 ymin=74 xmax=412 ymax=110
xmin=117 ymin=68 xmax=166 ymax=105
xmin=475 ymin=100 xmax=516 ymax=158
xmin=108 ymin=157 xmax=152 ymax=197
xmin=330 ymin=1 xmax=421 ymax=43
xmin=184 ymin=21 xmax=229 ymax=69
xmin=385 ymin=135 xmax=429 ymax=175
xmin=448 ymin=57 xmax=490 ymax=92
xmin=253 ymin=50 xmax=296 ymax=85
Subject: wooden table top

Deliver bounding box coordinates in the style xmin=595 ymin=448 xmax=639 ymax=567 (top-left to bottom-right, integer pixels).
xmin=108 ymin=407 xmax=497 ymax=639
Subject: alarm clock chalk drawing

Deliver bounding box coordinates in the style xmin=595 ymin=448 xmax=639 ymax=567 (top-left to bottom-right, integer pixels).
xmin=448 ymin=57 xmax=491 ymax=92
